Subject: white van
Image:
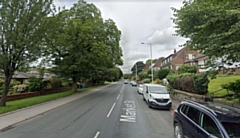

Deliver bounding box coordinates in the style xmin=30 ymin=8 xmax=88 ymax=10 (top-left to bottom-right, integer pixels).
xmin=142 ymin=84 xmax=172 ymax=110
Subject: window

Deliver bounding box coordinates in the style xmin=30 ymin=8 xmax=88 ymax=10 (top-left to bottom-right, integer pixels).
xmin=186 ymin=54 xmax=189 ymax=60
xmin=185 ymin=106 xmax=200 ymax=124
xmin=200 ymin=113 xmax=222 ymax=138
xmin=182 ymin=105 xmax=200 ymax=124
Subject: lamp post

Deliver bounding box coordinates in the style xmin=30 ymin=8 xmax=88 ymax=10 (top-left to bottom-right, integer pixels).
xmin=141 ymin=42 xmax=153 ymax=83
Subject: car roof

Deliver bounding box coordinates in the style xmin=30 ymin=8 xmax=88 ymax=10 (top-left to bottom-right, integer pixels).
xmin=182 ymin=100 xmax=240 ymax=122
xmin=143 ymin=84 xmax=165 ymax=87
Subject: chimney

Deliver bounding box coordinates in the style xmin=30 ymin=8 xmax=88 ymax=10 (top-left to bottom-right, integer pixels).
xmin=174 ymin=48 xmax=176 ymax=54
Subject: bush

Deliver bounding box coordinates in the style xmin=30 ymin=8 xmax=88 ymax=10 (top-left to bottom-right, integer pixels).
xmin=62 ymin=81 xmax=72 ymax=87
xmin=142 ymin=78 xmax=150 ymax=83
xmin=194 ymin=74 xmax=209 ymax=94
xmin=50 ymin=78 xmax=62 ymax=88
xmin=27 ymin=77 xmax=42 ymax=91
xmin=13 ymin=84 xmax=28 ymax=93
xmin=178 ymin=64 xmax=197 ymax=74
xmin=157 ymin=68 xmax=170 ymax=80
xmin=167 ymin=73 xmax=209 ymax=95
xmin=222 ymin=79 xmax=240 ymax=102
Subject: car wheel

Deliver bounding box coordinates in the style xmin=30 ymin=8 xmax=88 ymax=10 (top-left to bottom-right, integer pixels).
xmin=148 ymin=100 xmax=151 ymax=108
xmin=143 ymin=96 xmax=145 ymax=101
xmin=174 ymin=123 xmax=183 ymax=138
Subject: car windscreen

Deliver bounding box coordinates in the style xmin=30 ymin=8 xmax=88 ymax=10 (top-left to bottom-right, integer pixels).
xmin=221 ymin=122 xmax=240 ymax=138
xmin=149 ymin=86 xmax=168 ymax=94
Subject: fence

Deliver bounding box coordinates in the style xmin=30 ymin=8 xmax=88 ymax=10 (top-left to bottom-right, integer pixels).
xmin=0 ymin=87 xmax=71 ymax=102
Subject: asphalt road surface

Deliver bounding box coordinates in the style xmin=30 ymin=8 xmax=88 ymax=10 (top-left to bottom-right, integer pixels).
xmin=0 ymin=81 xmax=174 ymax=138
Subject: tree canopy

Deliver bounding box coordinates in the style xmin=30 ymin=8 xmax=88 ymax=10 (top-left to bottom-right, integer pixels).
xmin=0 ymin=0 xmax=55 ymax=106
xmin=45 ymin=0 xmax=123 ymax=92
xmin=172 ymin=0 xmax=240 ymax=69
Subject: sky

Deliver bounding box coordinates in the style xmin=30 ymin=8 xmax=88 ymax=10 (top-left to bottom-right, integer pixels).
xmin=54 ymin=0 xmax=187 ymax=74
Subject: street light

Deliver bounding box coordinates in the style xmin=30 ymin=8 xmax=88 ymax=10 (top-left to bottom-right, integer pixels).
xmin=141 ymin=42 xmax=153 ymax=83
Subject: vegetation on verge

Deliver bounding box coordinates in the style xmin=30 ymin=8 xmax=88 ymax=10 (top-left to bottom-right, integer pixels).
xmin=0 ymin=86 xmax=99 ymax=114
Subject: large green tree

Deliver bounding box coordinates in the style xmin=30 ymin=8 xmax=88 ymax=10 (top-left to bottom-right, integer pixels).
xmin=172 ymin=0 xmax=240 ymax=69
xmin=45 ymin=0 xmax=122 ymax=92
xmin=0 ymin=0 xmax=54 ymax=106
xmin=131 ymin=61 xmax=145 ymax=75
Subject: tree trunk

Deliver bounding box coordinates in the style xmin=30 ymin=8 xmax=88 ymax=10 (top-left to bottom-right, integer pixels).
xmin=72 ymin=77 xmax=77 ymax=92
xmin=0 ymin=75 xmax=12 ymax=107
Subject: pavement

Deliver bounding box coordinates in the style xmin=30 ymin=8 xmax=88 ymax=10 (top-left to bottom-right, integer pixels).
xmin=0 ymin=84 xmax=181 ymax=132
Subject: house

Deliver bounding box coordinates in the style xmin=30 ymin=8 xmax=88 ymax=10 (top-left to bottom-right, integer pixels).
xmin=185 ymin=54 xmax=240 ymax=74
xmin=0 ymin=71 xmax=57 ymax=84
xmin=160 ymin=47 xmax=200 ymax=72
xmin=153 ymin=57 xmax=164 ymax=71
xmin=143 ymin=64 xmax=151 ymax=72
xmin=185 ymin=54 xmax=209 ymax=73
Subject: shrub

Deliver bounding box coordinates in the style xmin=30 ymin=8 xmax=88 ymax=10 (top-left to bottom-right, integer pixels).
xmin=50 ymin=78 xmax=62 ymax=88
xmin=142 ymin=78 xmax=150 ymax=83
xmin=194 ymin=74 xmax=209 ymax=95
xmin=13 ymin=84 xmax=28 ymax=93
xmin=178 ymin=64 xmax=197 ymax=74
xmin=157 ymin=68 xmax=170 ymax=80
xmin=27 ymin=77 xmax=42 ymax=91
xmin=222 ymin=79 xmax=240 ymax=102
xmin=167 ymin=73 xmax=209 ymax=95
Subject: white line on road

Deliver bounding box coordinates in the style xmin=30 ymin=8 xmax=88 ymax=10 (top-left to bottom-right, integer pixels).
xmin=107 ymin=103 xmax=116 ymax=118
xmin=117 ymin=94 xmax=120 ymax=100
xmin=120 ymin=85 xmax=124 ymax=93
xmin=94 ymin=131 xmax=100 ymax=138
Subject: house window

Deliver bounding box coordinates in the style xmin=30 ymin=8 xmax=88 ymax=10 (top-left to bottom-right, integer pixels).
xmin=192 ymin=55 xmax=195 ymax=59
xmin=186 ymin=54 xmax=189 ymax=60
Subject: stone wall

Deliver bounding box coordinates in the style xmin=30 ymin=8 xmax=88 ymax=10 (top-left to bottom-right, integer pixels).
xmin=171 ymin=89 xmax=240 ymax=109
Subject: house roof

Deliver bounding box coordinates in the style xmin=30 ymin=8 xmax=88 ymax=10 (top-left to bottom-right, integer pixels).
xmin=153 ymin=57 xmax=164 ymax=68
xmin=143 ymin=64 xmax=150 ymax=71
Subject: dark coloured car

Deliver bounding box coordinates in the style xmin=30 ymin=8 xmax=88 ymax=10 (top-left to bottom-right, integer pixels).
xmin=173 ymin=100 xmax=240 ymax=138
xmin=131 ymin=81 xmax=137 ymax=86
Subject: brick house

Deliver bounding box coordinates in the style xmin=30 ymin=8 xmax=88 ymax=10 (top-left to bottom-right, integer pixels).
xmin=185 ymin=54 xmax=240 ymax=74
xmin=153 ymin=57 xmax=164 ymax=71
xmin=160 ymin=46 xmax=200 ymax=72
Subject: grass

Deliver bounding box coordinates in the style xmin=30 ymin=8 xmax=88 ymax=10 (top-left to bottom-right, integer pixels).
xmin=0 ymin=85 xmax=100 ymax=115
xmin=208 ymin=75 xmax=240 ymax=96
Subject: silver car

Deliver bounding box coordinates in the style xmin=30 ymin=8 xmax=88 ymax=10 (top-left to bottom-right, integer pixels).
xmin=137 ymin=84 xmax=144 ymax=94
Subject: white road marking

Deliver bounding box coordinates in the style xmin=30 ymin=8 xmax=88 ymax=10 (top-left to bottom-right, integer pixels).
xmin=107 ymin=103 xmax=116 ymax=118
xmin=94 ymin=131 xmax=100 ymax=138
xmin=117 ymin=94 xmax=120 ymax=100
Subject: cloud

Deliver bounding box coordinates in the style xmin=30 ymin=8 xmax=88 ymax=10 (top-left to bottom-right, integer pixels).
xmin=147 ymin=27 xmax=186 ymax=51
xmin=53 ymin=0 xmax=186 ymax=74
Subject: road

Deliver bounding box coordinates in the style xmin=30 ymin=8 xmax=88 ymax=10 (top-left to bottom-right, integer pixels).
xmin=0 ymin=81 xmax=174 ymax=138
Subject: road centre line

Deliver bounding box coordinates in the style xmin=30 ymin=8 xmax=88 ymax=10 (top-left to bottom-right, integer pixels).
xmin=120 ymin=85 xmax=124 ymax=93
xmin=107 ymin=103 xmax=116 ymax=118
xmin=116 ymin=94 xmax=120 ymax=100
xmin=94 ymin=131 xmax=100 ymax=138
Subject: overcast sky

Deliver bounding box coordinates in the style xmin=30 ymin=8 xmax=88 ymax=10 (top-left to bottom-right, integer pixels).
xmin=54 ymin=0 xmax=186 ymax=74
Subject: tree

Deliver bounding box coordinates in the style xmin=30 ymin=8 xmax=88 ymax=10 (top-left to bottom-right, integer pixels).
xmin=131 ymin=61 xmax=145 ymax=75
xmin=172 ymin=0 xmax=240 ymax=70
xmin=0 ymin=0 xmax=55 ymax=106
xmin=157 ymin=68 xmax=170 ymax=80
xmin=45 ymin=0 xmax=122 ymax=92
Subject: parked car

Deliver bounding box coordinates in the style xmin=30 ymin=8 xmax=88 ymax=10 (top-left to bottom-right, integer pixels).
xmin=142 ymin=84 xmax=171 ymax=109
xmin=131 ymin=81 xmax=137 ymax=86
xmin=173 ymin=100 xmax=240 ymax=138
xmin=137 ymin=84 xmax=144 ymax=94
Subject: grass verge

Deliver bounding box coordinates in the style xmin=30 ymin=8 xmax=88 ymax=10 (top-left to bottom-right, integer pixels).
xmin=0 ymin=86 xmax=99 ymax=115
xmin=208 ymin=75 xmax=240 ymax=96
